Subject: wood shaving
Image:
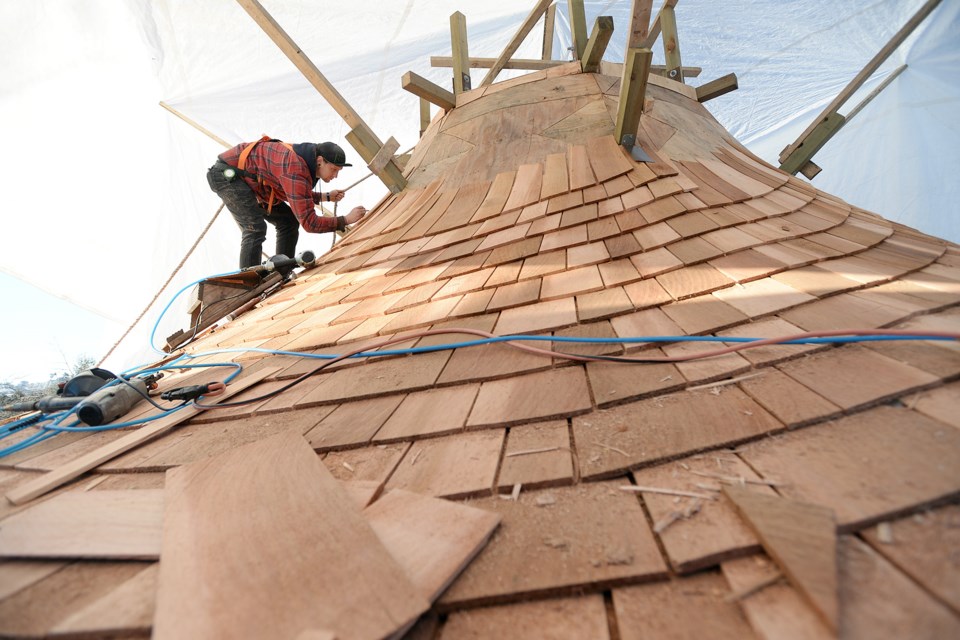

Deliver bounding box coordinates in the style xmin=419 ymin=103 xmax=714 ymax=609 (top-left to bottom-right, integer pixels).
xmin=593 ymin=441 xmax=629 ymax=457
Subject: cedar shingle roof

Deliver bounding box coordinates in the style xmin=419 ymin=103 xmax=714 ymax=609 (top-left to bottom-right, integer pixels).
xmin=2 ymin=61 xmax=959 ymax=637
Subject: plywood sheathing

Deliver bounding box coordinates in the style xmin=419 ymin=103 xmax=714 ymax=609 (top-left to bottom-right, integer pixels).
xmin=4 ymin=61 xmax=960 ymax=638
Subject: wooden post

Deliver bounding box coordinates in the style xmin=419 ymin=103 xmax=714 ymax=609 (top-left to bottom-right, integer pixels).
xmin=638 ymin=0 xmax=678 ymax=48
xmin=779 ymin=0 xmax=942 ymax=163
xmin=419 ymin=98 xmax=431 ymax=137
xmin=614 ymin=48 xmax=653 ymax=144
xmin=845 ymin=64 xmax=907 ymax=121
xmin=542 ymin=2 xmax=557 ymax=60
xmin=431 ymin=56 xmax=561 ymax=71
xmin=627 ymin=0 xmax=653 ymax=48
xmin=567 ymin=0 xmax=588 ymax=60
xmin=450 ymin=11 xmax=471 ymax=94
xmin=480 ymin=0 xmax=553 ymax=87
xmin=581 ymin=16 xmax=614 ymax=74
xmin=234 ymin=0 xmax=405 ymax=193
xmin=660 ymin=3 xmax=683 ymax=84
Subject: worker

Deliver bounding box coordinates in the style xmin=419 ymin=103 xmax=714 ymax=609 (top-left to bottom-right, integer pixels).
xmin=207 ymin=137 xmax=368 ymax=269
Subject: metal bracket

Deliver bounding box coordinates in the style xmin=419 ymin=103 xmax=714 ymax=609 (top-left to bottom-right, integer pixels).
xmin=620 ymin=134 xmax=653 ymax=162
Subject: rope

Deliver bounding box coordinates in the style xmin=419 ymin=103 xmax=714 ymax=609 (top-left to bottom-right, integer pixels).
xmin=98 ymin=204 xmax=225 ymax=365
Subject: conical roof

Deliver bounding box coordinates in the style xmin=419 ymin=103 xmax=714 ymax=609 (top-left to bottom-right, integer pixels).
xmin=2 ymin=62 xmax=958 ymax=637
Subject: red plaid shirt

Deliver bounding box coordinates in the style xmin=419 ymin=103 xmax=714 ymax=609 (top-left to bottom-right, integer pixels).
xmin=219 ymin=141 xmax=338 ymax=233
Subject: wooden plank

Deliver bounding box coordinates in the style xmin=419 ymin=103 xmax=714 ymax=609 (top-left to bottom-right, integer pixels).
xmin=432 ymin=56 xmax=563 ymax=71
xmin=779 ymin=113 xmax=846 ymax=175
xmin=364 ymin=489 xmax=501 ymax=602
xmin=450 ymin=11 xmax=471 ymax=94
xmin=541 ymin=152 xmax=570 ymax=199
xmin=466 ymin=367 xmax=592 ymax=429
xmin=4 ymin=367 xmax=277 ymax=506
xmin=861 ymin=504 xmax=960 ymax=613
xmin=776 ymin=345 xmax=939 ymax=411
xmin=738 ymin=406 xmax=960 ymax=530
xmin=443 ymin=594 xmax=610 ymax=638
xmin=614 ymin=571 xmax=759 ymax=640
xmin=0 ymin=489 xmax=163 ymax=559
xmin=0 ymin=560 xmax=68 ymax=600
xmin=235 ymin=0 xmax=405 ymax=193
xmin=419 ymin=96 xmax=431 ymax=136
xmin=480 ymin=0 xmax=552 ymax=87
xmin=385 ymin=430 xmax=505 ymax=500
xmin=721 ymin=555 xmax=833 ymax=640
xmin=402 ymin=71 xmax=455 ymax=110
xmin=586 ymin=135 xmax=634 ymax=183
xmin=659 ymin=4 xmax=683 ymax=82
xmin=574 ymin=387 xmax=783 ymax=480
xmin=503 ymin=163 xmax=543 ymax=212
xmin=498 ymin=420 xmax=574 ymax=490
xmin=839 ymin=535 xmax=960 ymax=638
xmin=724 ymin=486 xmax=839 ymax=631
xmin=153 ymin=430 xmax=428 ymax=640
xmin=638 ymin=0 xmax=678 ymax=48
xmin=373 ymin=384 xmax=481 ymax=441
xmin=471 ymin=170 xmax=516 ymax=222
xmin=439 ymin=481 xmax=668 ymax=607
xmin=779 ymin=0 xmax=943 ymax=163
xmin=581 ymin=16 xmax=614 ymax=74
xmin=568 ymin=144 xmax=596 ymax=190
xmin=368 ymin=136 xmax=400 ymax=173
xmin=49 ymin=564 xmax=157 ymax=637
xmin=567 ymin=0 xmax=588 ymax=60
xmin=614 ymin=48 xmax=653 ymax=143
xmin=631 ymin=455 xmax=776 ymax=573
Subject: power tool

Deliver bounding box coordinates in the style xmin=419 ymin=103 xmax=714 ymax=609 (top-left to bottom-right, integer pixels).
xmin=2 ymin=368 xmax=115 ymax=413
xmin=3 ymin=370 xmax=163 ymax=427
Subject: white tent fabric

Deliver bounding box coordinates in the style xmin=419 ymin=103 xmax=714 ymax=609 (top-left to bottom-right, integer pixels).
xmin=2 ymin=0 xmax=957 ymax=379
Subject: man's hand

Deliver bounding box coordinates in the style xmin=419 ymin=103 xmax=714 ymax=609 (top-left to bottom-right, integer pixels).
xmin=343 ymin=206 xmax=368 ymax=225
xmin=329 ymin=189 xmax=345 ymax=202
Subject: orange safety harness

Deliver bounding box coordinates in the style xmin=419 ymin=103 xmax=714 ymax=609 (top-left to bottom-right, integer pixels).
xmin=237 ymin=135 xmax=295 ymax=213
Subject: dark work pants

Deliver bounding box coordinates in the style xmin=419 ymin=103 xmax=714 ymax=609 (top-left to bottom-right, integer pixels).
xmin=207 ymin=162 xmax=300 ymax=269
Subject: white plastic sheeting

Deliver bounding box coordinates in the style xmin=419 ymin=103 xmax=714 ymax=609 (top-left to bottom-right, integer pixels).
xmin=1 ymin=0 xmax=957 ymax=378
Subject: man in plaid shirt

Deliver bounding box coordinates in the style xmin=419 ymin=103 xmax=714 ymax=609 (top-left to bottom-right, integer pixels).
xmin=207 ymin=139 xmax=368 ymax=268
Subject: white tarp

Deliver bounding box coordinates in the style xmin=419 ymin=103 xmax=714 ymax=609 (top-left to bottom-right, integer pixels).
xmin=1 ymin=0 xmax=957 ymax=380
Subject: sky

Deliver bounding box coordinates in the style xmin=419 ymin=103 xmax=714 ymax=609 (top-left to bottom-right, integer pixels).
xmin=0 ymin=272 xmax=122 ymax=383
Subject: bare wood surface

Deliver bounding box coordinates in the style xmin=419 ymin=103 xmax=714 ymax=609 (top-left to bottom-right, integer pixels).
xmin=5 ymin=367 xmax=277 ymax=506
xmin=627 ymin=0 xmax=654 ymax=48
xmin=724 ymin=486 xmax=839 ymax=631
xmin=153 ymin=430 xmax=428 ymax=640
xmin=0 ymin=489 xmax=163 ymax=559
xmin=403 ymin=71 xmax=456 ymax=110
xmin=364 ymin=489 xmax=501 ymax=601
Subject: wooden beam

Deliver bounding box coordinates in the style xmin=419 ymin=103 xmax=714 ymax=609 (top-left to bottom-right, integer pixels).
xmin=639 ymin=0 xmax=678 ymax=48
xmin=431 ymin=55 xmax=562 ymax=71
xmin=627 ymin=0 xmax=653 ymax=48
xmin=480 ymin=0 xmax=553 ymax=87
xmin=567 ymin=0 xmax=589 ymax=60
xmin=450 ymin=11 xmax=471 ymax=94
xmin=580 ymin=16 xmax=614 ymax=73
xmin=159 ymin=102 xmax=231 ymax=148
xmin=799 ymin=161 xmax=822 ymax=180
xmin=433 ymin=55 xmax=700 ymax=78
xmin=660 ymin=3 xmax=683 ymax=83
xmin=402 ymin=71 xmax=456 ymax=110
xmin=614 ymin=48 xmax=653 ymax=144
xmin=696 ymin=73 xmax=738 ymax=102
xmin=234 ymin=0 xmax=405 ymax=194
xmin=779 ymin=0 xmax=942 ymax=163
xmin=779 ymin=112 xmax=846 ymax=175
xmin=845 ymin=64 xmax=907 ymax=121
xmin=542 ymin=2 xmax=557 ymax=60
xmin=419 ymin=98 xmax=431 ymax=137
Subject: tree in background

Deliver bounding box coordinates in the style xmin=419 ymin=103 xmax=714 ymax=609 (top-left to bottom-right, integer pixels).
xmin=0 ymin=355 xmax=96 ymax=419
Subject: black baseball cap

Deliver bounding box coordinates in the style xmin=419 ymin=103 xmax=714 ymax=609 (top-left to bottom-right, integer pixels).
xmin=316 ymin=141 xmax=352 ymax=167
